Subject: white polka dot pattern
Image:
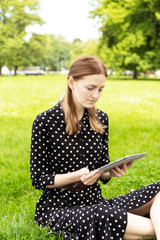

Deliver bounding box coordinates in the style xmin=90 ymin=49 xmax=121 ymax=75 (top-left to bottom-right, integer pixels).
xmin=30 ymin=102 xmax=160 ymax=240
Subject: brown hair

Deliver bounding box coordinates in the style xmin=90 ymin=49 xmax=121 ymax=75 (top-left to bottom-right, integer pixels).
xmin=61 ymin=56 xmax=108 ymax=135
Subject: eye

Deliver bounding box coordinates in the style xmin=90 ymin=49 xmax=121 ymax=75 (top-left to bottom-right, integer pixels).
xmin=99 ymin=89 xmax=103 ymax=92
xmin=87 ymin=88 xmax=93 ymax=91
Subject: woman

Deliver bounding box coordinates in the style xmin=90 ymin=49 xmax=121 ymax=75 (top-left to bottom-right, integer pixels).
xmin=30 ymin=56 xmax=160 ymax=240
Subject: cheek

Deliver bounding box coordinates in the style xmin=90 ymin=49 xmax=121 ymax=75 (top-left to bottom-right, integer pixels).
xmin=75 ymin=88 xmax=89 ymax=99
xmin=82 ymin=90 xmax=91 ymax=99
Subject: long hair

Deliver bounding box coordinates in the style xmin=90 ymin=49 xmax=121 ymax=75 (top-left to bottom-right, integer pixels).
xmin=61 ymin=56 xmax=108 ymax=135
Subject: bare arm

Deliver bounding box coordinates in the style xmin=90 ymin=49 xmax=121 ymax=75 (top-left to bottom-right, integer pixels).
xmin=46 ymin=167 xmax=89 ymax=189
xmin=47 ymin=162 xmax=133 ymax=189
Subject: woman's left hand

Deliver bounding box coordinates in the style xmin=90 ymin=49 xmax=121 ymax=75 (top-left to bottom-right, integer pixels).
xmin=110 ymin=161 xmax=133 ymax=178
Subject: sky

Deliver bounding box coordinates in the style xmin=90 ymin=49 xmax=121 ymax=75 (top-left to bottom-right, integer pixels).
xmin=26 ymin=0 xmax=101 ymax=42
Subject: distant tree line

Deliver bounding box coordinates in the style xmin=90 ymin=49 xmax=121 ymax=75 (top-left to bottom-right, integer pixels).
xmin=0 ymin=0 xmax=160 ymax=78
xmin=0 ymin=0 xmax=43 ymax=75
xmin=0 ymin=0 xmax=99 ymax=76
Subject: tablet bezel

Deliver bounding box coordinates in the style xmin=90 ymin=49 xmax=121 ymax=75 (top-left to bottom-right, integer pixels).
xmin=98 ymin=152 xmax=146 ymax=173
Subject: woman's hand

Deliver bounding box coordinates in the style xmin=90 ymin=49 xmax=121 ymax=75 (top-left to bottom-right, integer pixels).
xmin=80 ymin=169 xmax=103 ymax=186
xmin=78 ymin=161 xmax=133 ymax=186
xmin=78 ymin=167 xmax=90 ymax=177
xmin=110 ymin=161 xmax=133 ymax=178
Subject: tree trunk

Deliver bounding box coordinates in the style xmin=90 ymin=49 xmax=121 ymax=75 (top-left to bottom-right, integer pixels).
xmin=14 ymin=66 xmax=18 ymax=76
xmin=0 ymin=66 xmax=2 ymax=76
xmin=133 ymin=69 xmax=138 ymax=79
xmin=3 ymin=14 xmax=6 ymax=24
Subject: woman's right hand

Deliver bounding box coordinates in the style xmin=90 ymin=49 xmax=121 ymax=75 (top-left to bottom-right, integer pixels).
xmin=78 ymin=167 xmax=90 ymax=178
xmin=79 ymin=168 xmax=103 ymax=186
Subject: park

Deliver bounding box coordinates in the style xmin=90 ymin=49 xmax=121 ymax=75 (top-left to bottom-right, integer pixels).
xmin=0 ymin=74 xmax=160 ymax=239
xmin=0 ymin=0 xmax=160 ymax=239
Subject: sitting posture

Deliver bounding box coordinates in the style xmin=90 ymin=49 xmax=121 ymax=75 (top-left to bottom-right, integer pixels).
xmin=30 ymin=56 xmax=160 ymax=239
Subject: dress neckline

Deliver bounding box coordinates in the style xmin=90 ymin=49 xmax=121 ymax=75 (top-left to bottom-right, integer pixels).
xmin=58 ymin=101 xmax=88 ymax=122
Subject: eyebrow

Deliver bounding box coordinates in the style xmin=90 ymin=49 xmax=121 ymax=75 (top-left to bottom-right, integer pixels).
xmin=87 ymin=84 xmax=105 ymax=88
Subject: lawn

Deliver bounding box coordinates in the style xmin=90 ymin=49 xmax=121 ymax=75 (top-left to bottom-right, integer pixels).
xmin=0 ymin=75 xmax=160 ymax=239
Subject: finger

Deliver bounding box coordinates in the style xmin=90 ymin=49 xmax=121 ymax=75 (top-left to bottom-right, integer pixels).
xmin=83 ymin=169 xmax=100 ymax=179
xmin=81 ymin=171 xmax=102 ymax=185
xmin=114 ymin=165 xmax=126 ymax=175
xmin=110 ymin=168 xmax=122 ymax=178
xmin=79 ymin=167 xmax=90 ymax=177
xmin=127 ymin=161 xmax=133 ymax=167
xmin=81 ymin=170 xmax=101 ymax=182
xmin=90 ymin=169 xmax=101 ymax=176
xmin=122 ymin=163 xmax=127 ymax=171
xmin=85 ymin=173 xmax=102 ymax=185
xmin=88 ymin=171 xmax=102 ymax=184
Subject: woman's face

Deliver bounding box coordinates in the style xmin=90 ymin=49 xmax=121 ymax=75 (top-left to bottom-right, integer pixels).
xmin=69 ymin=74 xmax=106 ymax=109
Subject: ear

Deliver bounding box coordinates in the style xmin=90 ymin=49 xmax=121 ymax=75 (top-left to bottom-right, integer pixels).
xmin=68 ymin=76 xmax=74 ymax=90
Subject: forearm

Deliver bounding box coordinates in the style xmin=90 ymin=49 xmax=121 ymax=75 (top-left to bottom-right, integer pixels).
xmin=46 ymin=170 xmax=81 ymax=189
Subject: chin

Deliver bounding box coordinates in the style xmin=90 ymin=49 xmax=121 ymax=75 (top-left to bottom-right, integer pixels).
xmin=84 ymin=102 xmax=95 ymax=108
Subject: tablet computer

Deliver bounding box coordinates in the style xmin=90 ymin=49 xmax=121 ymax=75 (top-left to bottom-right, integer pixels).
xmin=98 ymin=152 xmax=146 ymax=173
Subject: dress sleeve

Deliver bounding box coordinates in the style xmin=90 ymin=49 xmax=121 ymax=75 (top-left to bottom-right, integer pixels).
xmin=30 ymin=116 xmax=55 ymax=190
xmin=99 ymin=113 xmax=111 ymax=184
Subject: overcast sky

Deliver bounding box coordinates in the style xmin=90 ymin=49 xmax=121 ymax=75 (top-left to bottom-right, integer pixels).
xmin=26 ymin=0 xmax=101 ymax=42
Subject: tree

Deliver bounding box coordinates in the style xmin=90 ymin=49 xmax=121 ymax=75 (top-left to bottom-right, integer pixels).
xmin=70 ymin=38 xmax=99 ymax=62
xmin=0 ymin=23 xmax=7 ymax=75
xmin=90 ymin=0 xmax=160 ymax=78
xmin=41 ymin=35 xmax=72 ymax=71
xmin=4 ymin=36 xmax=27 ymax=75
xmin=25 ymin=33 xmax=46 ymax=67
xmin=0 ymin=0 xmax=43 ymax=75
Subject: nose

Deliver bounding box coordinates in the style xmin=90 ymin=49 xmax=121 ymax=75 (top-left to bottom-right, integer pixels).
xmin=92 ymin=90 xmax=100 ymax=99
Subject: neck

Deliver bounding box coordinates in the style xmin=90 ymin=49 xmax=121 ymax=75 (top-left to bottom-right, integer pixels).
xmin=76 ymin=107 xmax=85 ymax=121
xmin=72 ymin=97 xmax=84 ymax=121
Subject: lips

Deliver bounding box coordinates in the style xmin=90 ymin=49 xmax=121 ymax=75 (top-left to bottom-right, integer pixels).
xmin=88 ymin=100 xmax=96 ymax=103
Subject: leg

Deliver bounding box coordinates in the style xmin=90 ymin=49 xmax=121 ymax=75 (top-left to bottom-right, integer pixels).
xmin=124 ymin=235 xmax=155 ymax=240
xmin=124 ymin=212 xmax=155 ymax=238
xmin=123 ymin=234 xmax=141 ymax=239
xmin=125 ymin=191 xmax=160 ymax=240
xmin=150 ymin=192 xmax=160 ymax=239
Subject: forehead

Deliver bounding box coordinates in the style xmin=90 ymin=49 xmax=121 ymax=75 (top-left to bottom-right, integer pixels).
xmin=77 ymin=74 xmax=106 ymax=86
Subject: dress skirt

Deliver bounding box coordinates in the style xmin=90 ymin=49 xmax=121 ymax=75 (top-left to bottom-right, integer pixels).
xmin=35 ymin=182 xmax=160 ymax=240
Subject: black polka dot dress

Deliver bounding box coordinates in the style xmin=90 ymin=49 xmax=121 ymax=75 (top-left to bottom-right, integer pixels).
xmin=30 ymin=102 xmax=160 ymax=240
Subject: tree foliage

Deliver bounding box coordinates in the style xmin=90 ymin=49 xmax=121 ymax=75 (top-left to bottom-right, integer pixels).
xmin=0 ymin=0 xmax=100 ymax=75
xmin=41 ymin=36 xmax=99 ymax=71
xmin=33 ymin=34 xmax=72 ymax=71
xmin=70 ymin=39 xmax=99 ymax=62
xmin=90 ymin=0 xmax=160 ymax=78
xmin=0 ymin=0 xmax=43 ymax=75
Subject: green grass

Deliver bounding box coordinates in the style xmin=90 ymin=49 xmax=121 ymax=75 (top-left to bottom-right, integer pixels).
xmin=0 ymin=75 xmax=160 ymax=239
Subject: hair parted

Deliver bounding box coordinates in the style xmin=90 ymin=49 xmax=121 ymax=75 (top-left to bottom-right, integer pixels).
xmin=61 ymin=56 xmax=108 ymax=135
xmin=67 ymin=55 xmax=108 ymax=80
